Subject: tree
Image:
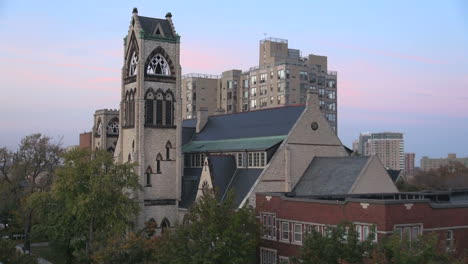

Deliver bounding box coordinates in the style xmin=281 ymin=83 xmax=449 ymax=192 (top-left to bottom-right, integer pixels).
xmin=0 ymin=134 xmax=63 ymax=253
xmin=157 ymin=188 xmax=260 ymax=264
xmin=410 ymin=162 xmax=468 ymax=190
xmin=292 ymin=221 xmax=374 ymax=264
xmin=369 ymin=233 xmax=464 ymax=264
xmin=0 ymin=239 xmax=38 ymax=264
xmin=29 ymin=148 xmax=141 ymax=263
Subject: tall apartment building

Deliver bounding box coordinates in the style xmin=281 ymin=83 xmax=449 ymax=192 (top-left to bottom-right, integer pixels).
xmin=404 ymin=152 xmax=415 ymax=176
xmin=421 ymin=154 xmax=468 ymax=171
xmin=181 ymin=73 xmax=220 ymax=119
xmin=356 ymin=132 xmax=404 ymax=170
xmin=182 ymin=37 xmax=339 ymax=133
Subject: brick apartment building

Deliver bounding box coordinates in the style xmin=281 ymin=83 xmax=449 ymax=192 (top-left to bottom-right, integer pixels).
xmin=256 ymin=191 xmax=468 ymax=263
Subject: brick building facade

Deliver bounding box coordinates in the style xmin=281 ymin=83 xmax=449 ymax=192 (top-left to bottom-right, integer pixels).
xmin=256 ymin=191 xmax=468 ymax=263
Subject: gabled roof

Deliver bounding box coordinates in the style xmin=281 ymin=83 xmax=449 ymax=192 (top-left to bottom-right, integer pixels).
xmin=293 ymin=156 xmax=371 ymax=195
xmin=182 ymin=105 xmax=305 ymax=153
xmin=209 ymin=155 xmax=237 ymax=199
xmin=137 ymin=16 xmax=175 ymax=39
xmin=193 ymin=105 xmax=305 ymax=141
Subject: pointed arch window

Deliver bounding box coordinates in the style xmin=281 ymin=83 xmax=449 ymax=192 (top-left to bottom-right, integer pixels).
xmin=161 ymin=218 xmax=170 ymax=233
xmin=156 ymin=153 xmax=163 ymax=173
xmin=147 ymin=54 xmax=171 ymax=76
xmin=107 ymin=118 xmax=119 ymax=136
xmin=96 ymin=119 xmax=102 ymax=136
xmin=165 ymin=141 xmax=172 ymax=160
xmin=129 ymin=51 xmax=138 ymax=76
xmin=145 ymin=90 xmax=155 ymax=125
xmin=145 ymin=166 xmax=153 ymax=186
xmin=165 ymin=93 xmax=174 ymax=126
xmin=127 ymin=153 xmax=132 ymax=163
xmin=107 ymin=147 xmax=115 ymax=154
xmin=156 ymin=93 xmax=164 ymax=125
xmin=125 ymin=90 xmax=136 ymax=127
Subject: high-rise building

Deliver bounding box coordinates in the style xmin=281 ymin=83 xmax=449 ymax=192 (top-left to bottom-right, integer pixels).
xmin=182 ymin=37 xmax=339 ymax=133
xmin=181 ymin=74 xmax=219 ymax=119
xmin=421 ymin=154 xmax=468 ymax=171
xmin=404 ymin=152 xmax=415 ymax=176
xmin=356 ymin=132 xmax=404 ymax=170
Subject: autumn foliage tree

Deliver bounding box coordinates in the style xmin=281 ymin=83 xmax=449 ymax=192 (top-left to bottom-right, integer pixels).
xmin=410 ymin=162 xmax=468 ymax=190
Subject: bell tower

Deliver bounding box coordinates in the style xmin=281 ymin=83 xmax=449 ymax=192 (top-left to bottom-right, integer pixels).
xmin=114 ymin=8 xmax=182 ymax=230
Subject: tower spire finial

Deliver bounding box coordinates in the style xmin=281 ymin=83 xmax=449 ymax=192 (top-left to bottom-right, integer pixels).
xmin=133 ymin=7 xmax=138 ymax=14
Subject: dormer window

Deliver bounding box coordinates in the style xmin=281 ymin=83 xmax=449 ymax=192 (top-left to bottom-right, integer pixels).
xmin=129 ymin=51 xmax=138 ymax=76
xmin=147 ymin=54 xmax=171 ymax=76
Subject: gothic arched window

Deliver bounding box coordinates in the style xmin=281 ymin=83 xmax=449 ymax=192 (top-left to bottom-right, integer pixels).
xmin=107 ymin=147 xmax=115 ymax=154
xmin=165 ymin=93 xmax=174 ymax=126
xmin=96 ymin=119 xmax=102 ymax=136
xmin=156 ymin=153 xmax=163 ymax=173
xmin=147 ymin=54 xmax=171 ymax=76
xmin=146 ymin=166 xmax=153 ymax=186
xmin=156 ymin=92 xmax=164 ymax=125
xmin=107 ymin=118 xmax=119 ymax=136
xmin=165 ymin=141 xmax=172 ymax=160
xmin=127 ymin=153 xmax=132 ymax=163
xmin=145 ymin=90 xmax=155 ymax=125
xmin=161 ymin=218 xmax=170 ymax=233
xmin=129 ymin=51 xmax=138 ymax=76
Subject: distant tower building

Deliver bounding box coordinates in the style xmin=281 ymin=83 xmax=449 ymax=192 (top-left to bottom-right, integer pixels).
xmin=181 ymin=74 xmax=219 ymax=119
xmin=92 ymin=109 xmax=120 ymax=153
xmin=355 ymin=132 xmax=404 ymax=170
xmin=420 ymin=154 xmax=468 ymax=171
xmin=404 ymin=153 xmax=415 ymax=176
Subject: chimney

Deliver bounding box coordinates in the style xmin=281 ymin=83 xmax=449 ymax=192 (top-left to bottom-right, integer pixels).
xmin=306 ymin=90 xmax=320 ymax=110
xmin=196 ymin=107 xmax=209 ymax=133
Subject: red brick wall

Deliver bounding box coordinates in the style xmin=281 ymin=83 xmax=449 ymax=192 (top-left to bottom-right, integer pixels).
xmin=79 ymin=132 xmax=92 ymax=149
xmin=257 ymin=194 xmax=468 ymax=261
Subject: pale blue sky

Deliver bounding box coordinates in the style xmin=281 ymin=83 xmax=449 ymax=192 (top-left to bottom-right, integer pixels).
xmin=0 ymin=0 xmax=467 ymax=164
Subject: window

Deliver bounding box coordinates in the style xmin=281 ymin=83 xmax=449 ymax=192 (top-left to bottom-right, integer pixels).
xmin=277 ymin=95 xmax=284 ymax=104
xmin=165 ymin=141 xmax=172 ymax=160
xmin=145 ymin=90 xmax=155 ymax=125
xmin=260 ymin=85 xmax=268 ymax=95
xmin=318 ymin=88 xmax=325 ymax=96
xmin=107 ymin=118 xmax=119 ymax=136
xmin=300 ymin=71 xmax=308 ymax=81
xmin=156 ymin=93 xmax=163 ymax=125
xmin=96 ymin=120 xmax=102 ymax=136
xmin=286 ymin=69 xmax=290 ymax=79
xmin=328 ymin=102 xmax=336 ymax=111
xmin=243 ymin=79 xmax=249 ymax=88
xmin=188 ymin=154 xmax=205 ymax=168
xmin=129 ymin=51 xmax=138 ymax=76
xmin=279 ymin=256 xmax=289 ymax=264
xmin=261 ymin=213 xmax=277 ymax=239
xmin=260 ymin=248 xmax=277 ymax=264
xmin=326 ymin=113 xmax=336 ymax=122
xmin=243 ymin=90 xmax=249 ymax=98
xmin=270 ymin=71 xmax=274 ymax=79
xmin=243 ymin=103 xmax=248 ymax=111
xmin=165 ymin=93 xmax=174 ymax=126
xmin=250 ymin=75 xmax=257 ymax=85
xmin=145 ymin=166 xmax=152 ymax=186
xmin=318 ymin=76 xmax=325 ymax=85
xmin=270 ymin=96 xmax=274 ymax=105
xmin=237 ymin=153 xmax=244 ymax=168
xmin=327 ymin=79 xmax=336 ymax=88
xmin=327 ymin=91 xmax=336 ymax=99
xmin=251 ymin=87 xmax=257 ymax=96
xmin=260 ymin=73 xmax=267 ymax=83
xmin=394 ymin=224 xmax=421 ymax=243
xmin=293 ymin=223 xmax=302 ymax=244
xmin=156 ymin=154 xmax=162 ymax=173
xmin=281 ymin=222 xmax=290 ymax=241
xmin=147 ymin=54 xmax=171 ymax=75
xmin=309 ymin=73 xmax=316 ymax=83
xmin=277 ymin=69 xmax=285 ymax=80
xmin=248 ymin=152 xmax=267 ymax=167
xmin=227 ymin=80 xmax=234 ymax=89
xmin=250 ymin=99 xmax=257 ymax=109
xmin=260 ymin=97 xmax=268 ymax=107
xmin=446 ymin=230 xmax=454 ymax=251
xmin=356 ymin=225 xmax=362 ymax=241
xmin=277 ymin=83 xmax=285 ymax=92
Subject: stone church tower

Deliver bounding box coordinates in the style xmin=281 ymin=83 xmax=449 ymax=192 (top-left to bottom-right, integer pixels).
xmin=113 ymin=8 xmax=182 ymax=229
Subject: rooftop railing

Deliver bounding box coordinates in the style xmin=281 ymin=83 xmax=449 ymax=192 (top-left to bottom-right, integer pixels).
xmin=260 ymin=37 xmax=288 ymax=44
xmin=182 ymin=73 xmax=220 ymax=79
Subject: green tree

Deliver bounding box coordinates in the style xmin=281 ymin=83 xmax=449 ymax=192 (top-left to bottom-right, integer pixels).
xmin=293 ymin=221 xmax=374 ymax=264
xmin=158 ymin=188 xmax=260 ymax=264
xmin=0 ymin=239 xmax=38 ymax=264
xmin=29 ymin=148 xmax=141 ymax=263
xmin=0 ymin=134 xmax=63 ymax=253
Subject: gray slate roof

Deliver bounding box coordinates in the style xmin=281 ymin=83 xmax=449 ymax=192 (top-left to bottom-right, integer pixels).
xmin=192 ymin=105 xmax=305 ymax=141
xmin=386 ymin=170 xmax=401 ymax=183
xmin=210 ymin=155 xmax=237 ymax=199
xmin=224 ymin=168 xmax=263 ymax=206
xmin=138 ymin=16 xmax=175 ymax=38
xmin=293 ymin=156 xmax=371 ymax=195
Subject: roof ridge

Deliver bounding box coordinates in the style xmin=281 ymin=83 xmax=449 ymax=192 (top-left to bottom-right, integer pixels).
xmin=209 ymin=104 xmax=306 ymax=119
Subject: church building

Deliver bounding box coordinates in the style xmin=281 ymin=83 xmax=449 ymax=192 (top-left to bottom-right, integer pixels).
xmin=88 ymin=9 xmax=397 ymax=231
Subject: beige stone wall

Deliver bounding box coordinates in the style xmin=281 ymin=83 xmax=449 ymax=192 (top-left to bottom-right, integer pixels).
xmin=351 ymin=156 xmax=399 ymax=194
xmin=181 ymin=76 xmax=218 ymax=119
